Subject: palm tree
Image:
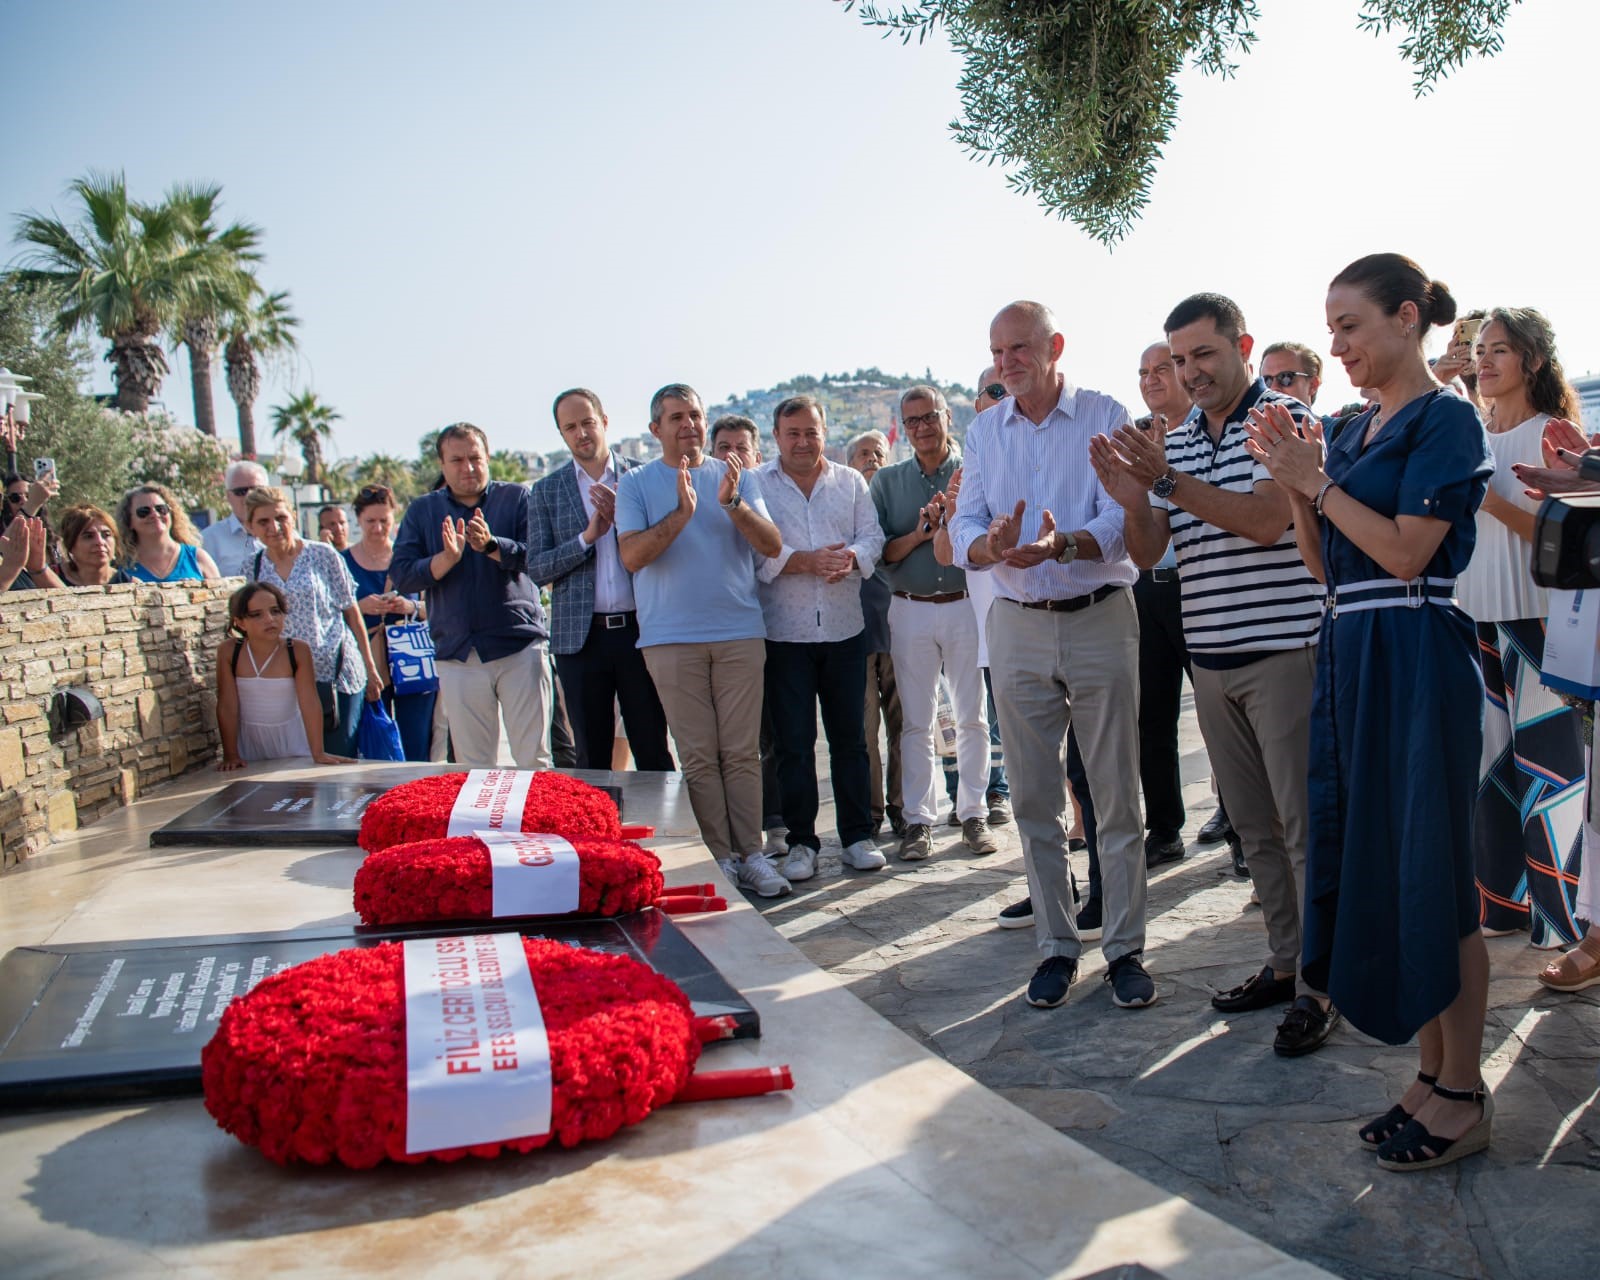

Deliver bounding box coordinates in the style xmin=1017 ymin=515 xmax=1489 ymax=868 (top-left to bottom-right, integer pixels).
xmin=351 ymin=453 xmax=420 ymax=503
xmin=224 ymin=287 xmax=298 ymax=458
xmin=9 ymin=170 xmax=237 ymax=413
xmin=271 ymin=389 xmax=340 ymax=485
xmin=164 ymin=183 xmax=260 ymax=438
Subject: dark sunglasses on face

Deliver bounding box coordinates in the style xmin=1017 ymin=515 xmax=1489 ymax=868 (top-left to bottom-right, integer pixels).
xmin=4 ymin=492 xmax=24 ymax=505
xmin=1264 ymin=371 xmax=1310 ymax=389
xmin=229 ymin=485 xmax=254 ymax=497
xmin=982 ymin=382 xmax=1006 ymax=401
xmin=135 ymin=503 xmax=172 ymax=519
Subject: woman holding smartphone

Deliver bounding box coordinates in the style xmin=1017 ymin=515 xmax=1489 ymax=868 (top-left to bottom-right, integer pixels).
xmin=341 ymin=485 xmax=435 ymax=760
xmin=1461 ymin=309 xmax=1586 ymax=951
xmin=1246 ymin=253 xmax=1494 ymax=1172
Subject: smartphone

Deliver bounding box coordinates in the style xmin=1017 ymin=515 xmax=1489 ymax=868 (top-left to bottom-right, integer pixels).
xmin=34 ymin=457 xmax=56 ymax=482
xmin=1452 ymin=317 xmax=1483 ymax=350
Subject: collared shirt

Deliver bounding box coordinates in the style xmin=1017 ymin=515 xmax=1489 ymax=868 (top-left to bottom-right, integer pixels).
xmin=756 ymin=458 xmax=884 ymax=644
xmin=201 ymin=513 xmax=261 ymax=578
xmin=390 ymin=481 xmax=547 ymax=663
xmin=948 ymin=380 xmax=1138 ymax=601
xmin=870 ymin=445 xmax=965 ymax=597
xmin=574 ymin=457 xmax=635 ymax=614
xmin=1156 ymin=379 xmax=1325 ymax=664
xmin=614 ymin=458 xmax=771 ymax=647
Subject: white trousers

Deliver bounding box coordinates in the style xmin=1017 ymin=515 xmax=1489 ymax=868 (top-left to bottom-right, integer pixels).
xmin=437 ymin=643 xmax=553 ymax=769
xmin=889 ymin=595 xmax=989 ymax=824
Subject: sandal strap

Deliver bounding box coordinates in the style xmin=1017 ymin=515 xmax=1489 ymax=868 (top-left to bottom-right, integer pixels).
xmin=1416 ymin=1072 xmax=1438 ymax=1086
xmin=1430 ymin=1080 xmax=1483 ymax=1103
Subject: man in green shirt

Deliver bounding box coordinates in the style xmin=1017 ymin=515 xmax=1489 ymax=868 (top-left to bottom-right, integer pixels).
xmin=871 ymin=385 xmax=998 ymax=861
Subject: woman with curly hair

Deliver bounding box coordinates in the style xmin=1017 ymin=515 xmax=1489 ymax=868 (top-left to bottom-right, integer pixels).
xmin=1462 ymin=308 xmax=1586 ymax=951
xmin=117 ymin=482 xmax=222 ymax=583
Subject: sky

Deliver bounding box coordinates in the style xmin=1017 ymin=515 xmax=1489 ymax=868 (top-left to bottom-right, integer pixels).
xmin=7 ymin=0 xmax=1600 ymax=462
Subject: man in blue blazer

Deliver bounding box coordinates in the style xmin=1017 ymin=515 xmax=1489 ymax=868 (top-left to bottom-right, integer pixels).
xmin=528 ymin=388 xmax=673 ymax=770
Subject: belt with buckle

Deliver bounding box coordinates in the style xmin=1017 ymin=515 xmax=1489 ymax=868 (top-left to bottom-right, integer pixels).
xmin=1142 ymin=567 xmax=1180 ymax=584
xmin=892 ymin=590 xmax=968 ymax=604
xmin=1016 ymin=584 xmax=1122 ymax=614
xmin=593 ymin=611 xmax=635 ymax=630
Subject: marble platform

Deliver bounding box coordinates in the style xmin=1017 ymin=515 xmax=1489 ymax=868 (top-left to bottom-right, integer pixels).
xmin=0 ymin=762 xmax=1328 ymax=1279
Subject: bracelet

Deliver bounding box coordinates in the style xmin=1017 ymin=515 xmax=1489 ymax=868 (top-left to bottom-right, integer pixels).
xmin=1313 ymin=480 xmax=1336 ymax=516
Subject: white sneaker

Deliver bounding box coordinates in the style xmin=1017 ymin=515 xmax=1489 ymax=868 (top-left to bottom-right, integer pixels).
xmin=716 ymin=857 xmax=741 ymax=888
xmin=783 ymin=844 xmax=817 ymax=882
xmin=842 ymin=840 xmax=887 ymax=871
xmin=762 ymin=829 xmax=788 ymax=857
xmin=737 ymin=852 xmax=792 ymax=898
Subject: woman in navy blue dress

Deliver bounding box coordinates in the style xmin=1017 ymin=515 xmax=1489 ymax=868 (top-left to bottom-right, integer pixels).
xmin=1246 ymin=253 xmax=1494 ymax=1173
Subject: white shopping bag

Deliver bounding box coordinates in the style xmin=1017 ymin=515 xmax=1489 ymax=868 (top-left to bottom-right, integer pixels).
xmin=1541 ymin=589 xmax=1600 ymax=700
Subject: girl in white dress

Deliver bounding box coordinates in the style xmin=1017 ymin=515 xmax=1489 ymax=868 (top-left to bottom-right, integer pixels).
xmin=216 ymin=583 xmax=349 ymax=769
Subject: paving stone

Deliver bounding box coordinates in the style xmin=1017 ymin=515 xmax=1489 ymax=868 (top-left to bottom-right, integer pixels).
xmin=763 ymin=708 xmax=1600 ymax=1280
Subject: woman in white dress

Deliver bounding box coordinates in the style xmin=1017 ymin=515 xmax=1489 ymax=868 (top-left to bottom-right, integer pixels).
xmin=216 ymin=582 xmax=351 ymax=768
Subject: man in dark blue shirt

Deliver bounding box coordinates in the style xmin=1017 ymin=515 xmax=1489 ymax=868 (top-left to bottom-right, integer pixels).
xmin=392 ymin=423 xmax=551 ymax=767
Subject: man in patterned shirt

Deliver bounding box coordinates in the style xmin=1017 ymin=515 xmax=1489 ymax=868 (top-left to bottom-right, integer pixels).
xmin=757 ymin=395 xmax=887 ymax=878
xmin=1089 ymin=292 xmax=1337 ymax=1058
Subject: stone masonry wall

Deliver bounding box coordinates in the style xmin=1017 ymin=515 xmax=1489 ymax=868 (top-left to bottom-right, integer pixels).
xmin=0 ymin=581 xmax=233 ymax=871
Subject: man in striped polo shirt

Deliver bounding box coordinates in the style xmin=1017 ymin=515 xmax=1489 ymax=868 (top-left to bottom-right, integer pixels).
xmin=1089 ymin=292 xmax=1338 ymax=1057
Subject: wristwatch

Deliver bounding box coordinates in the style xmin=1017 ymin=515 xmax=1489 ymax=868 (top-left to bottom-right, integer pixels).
xmin=1054 ymin=531 xmax=1079 ymax=564
xmin=720 ymin=491 xmax=743 ymax=511
xmin=1151 ymin=467 xmax=1178 ymax=500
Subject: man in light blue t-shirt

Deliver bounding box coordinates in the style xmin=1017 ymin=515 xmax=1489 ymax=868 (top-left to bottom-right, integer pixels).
xmin=616 ymin=383 xmax=789 ymax=897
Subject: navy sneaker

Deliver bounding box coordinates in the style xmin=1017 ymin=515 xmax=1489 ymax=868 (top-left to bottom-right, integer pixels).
xmin=1026 ymin=955 xmax=1078 ymax=1008
xmin=1105 ymin=952 xmax=1157 ymax=1008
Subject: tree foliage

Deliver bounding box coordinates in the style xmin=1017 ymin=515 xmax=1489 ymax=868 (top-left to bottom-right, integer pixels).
xmin=271 ymin=389 xmax=340 ymax=484
xmin=846 ymin=0 xmax=1519 ymax=244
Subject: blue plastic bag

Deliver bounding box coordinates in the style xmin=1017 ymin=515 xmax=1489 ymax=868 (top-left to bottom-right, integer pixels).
xmin=356 ymin=698 xmax=405 ymax=761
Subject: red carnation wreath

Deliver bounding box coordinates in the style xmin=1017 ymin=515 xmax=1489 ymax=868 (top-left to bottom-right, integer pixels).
xmin=357 ymin=771 xmax=621 ymax=853
xmin=202 ymin=938 xmax=790 ymax=1167
xmin=354 ymin=836 xmax=667 ymax=926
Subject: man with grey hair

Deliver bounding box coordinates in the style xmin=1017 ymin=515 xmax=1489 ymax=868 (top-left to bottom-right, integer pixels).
xmin=848 ymin=429 xmax=903 ymax=837
xmin=203 ymin=458 xmax=269 ymax=576
xmin=949 ymin=301 xmax=1152 ymax=1012
xmin=872 ymin=383 xmax=998 ymax=861
xmin=616 ymin=383 xmax=788 ymax=897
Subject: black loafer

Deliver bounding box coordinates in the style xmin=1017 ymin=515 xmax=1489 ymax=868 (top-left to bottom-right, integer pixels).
xmin=1198 ymin=805 xmax=1233 ymax=844
xmin=1274 ymin=995 xmax=1342 ymax=1057
xmin=1211 ymin=963 xmax=1296 ymax=1012
xmin=1145 ymin=831 xmax=1187 ymax=869
xmin=1229 ymin=836 xmax=1248 ymax=878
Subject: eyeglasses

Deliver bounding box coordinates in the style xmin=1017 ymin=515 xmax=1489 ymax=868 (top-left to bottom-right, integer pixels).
xmin=135 ymin=503 xmax=172 ymax=519
xmin=1264 ymin=371 xmax=1310 ymax=389
xmin=981 ymin=382 xmax=1006 ymax=402
xmin=3 ymin=492 xmax=24 ymax=506
xmin=903 ymin=411 xmax=946 ymax=429
xmin=229 ymin=485 xmax=255 ymax=497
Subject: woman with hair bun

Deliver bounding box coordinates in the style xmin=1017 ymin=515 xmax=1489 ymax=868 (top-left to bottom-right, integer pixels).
xmin=1245 ymin=253 xmax=1495 ymax=1172
xmin=1462 ymin=308 xmax=1586 ymax=951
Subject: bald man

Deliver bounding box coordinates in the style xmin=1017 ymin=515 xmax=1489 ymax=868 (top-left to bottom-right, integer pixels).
xmin=948 ymin=301 xmax=1152 ymax=1012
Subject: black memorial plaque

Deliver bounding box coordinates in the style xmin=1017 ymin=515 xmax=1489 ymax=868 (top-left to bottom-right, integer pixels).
xmin=150 ymin=778 xmax=625 ymax=847
xmin=0 ymin=911 xmax=755 ymax=1108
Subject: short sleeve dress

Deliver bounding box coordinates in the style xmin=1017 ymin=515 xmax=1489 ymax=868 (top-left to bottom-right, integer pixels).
xmin=250 ymin=542 xmax=363 ymax=693
xmin=1302 ymin=389 xmax=1493 ymax=1045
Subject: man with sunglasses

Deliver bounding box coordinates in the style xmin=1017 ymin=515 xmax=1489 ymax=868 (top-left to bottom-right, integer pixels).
xmin=872 ymin=385 xmax=999 ymax=862
xmin=1089 ymin=293 xmax=1336 ymax=1057
xmin=202 ymin=460 xmax=269 ymax=577
xmin=1258 ymin=342 xmax=1323 ymax=410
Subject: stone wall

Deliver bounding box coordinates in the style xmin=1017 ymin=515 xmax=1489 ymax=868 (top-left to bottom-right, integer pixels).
xmin=0 ymin=581 xmax=234 ymax=871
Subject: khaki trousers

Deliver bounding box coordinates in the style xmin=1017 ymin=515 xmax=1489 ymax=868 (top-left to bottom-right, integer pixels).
xmin=437 ymin=643 xmax=552 ymax=769
xmin=1191 ymin=646 xmax=1319 ymax=987
xmin=988 ymin=590 xmax=1146 ymax=962
xmin=643 ymin=638 xmax=765 ymax=859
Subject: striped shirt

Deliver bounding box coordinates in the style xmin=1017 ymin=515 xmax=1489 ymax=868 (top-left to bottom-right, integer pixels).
xmin=1155 ymin=381 xmax=1325 ymax=665
xmin=948 ymin=379 xmax=1138 ymax=601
